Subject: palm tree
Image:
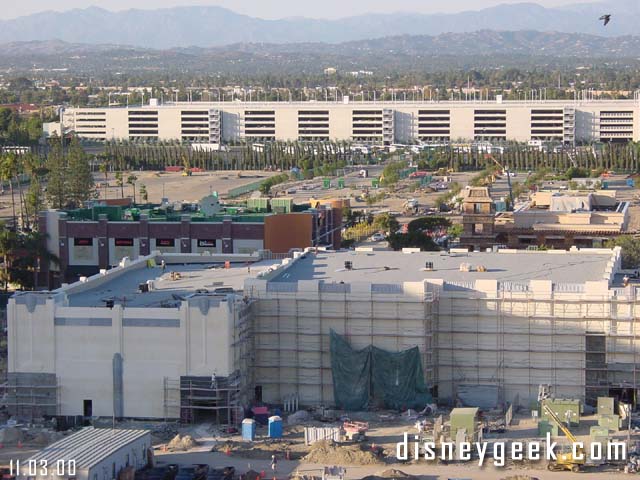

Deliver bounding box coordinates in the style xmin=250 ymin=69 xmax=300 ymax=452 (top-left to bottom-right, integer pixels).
xmin=0 ymin=225 xmax=18 ymax=291
xmin=0 ymin=154 xmax=17 ymax=229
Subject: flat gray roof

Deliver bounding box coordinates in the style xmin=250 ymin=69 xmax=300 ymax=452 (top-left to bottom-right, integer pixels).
xmin=67 ymin=260 xmax=278 ymax=308
xmin=28 ymin=427 xmax=149 ymax=471
xmin=271 ymin=250 xmax=612 ymax=285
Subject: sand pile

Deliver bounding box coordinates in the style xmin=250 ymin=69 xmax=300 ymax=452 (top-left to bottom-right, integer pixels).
xmin=303 ymin=441 xmax=382 ymax=466
xmin=167 ymin=434 xmax=197 ymax=451
xmin=361 ymin=469 xmax=414 ymax=480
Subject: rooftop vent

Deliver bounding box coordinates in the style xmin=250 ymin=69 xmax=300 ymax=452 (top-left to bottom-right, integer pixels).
xmin=344 ymin=261 xmax=353 ymax=271
xmin=425 ymin=261 xmax=434 ymax=271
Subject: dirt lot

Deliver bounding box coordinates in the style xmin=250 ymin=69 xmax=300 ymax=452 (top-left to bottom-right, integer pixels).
xmin=150 ymin=410 xmax=637 ymax=480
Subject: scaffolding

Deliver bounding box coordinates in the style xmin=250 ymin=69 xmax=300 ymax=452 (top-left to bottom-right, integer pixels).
xmin=438 ymin=283 xmax=640 ymax=408
xmin=163 ymin=375 xmax=243 ymax=425
xmin=163 ymin=298 xmax=254 ymax=424
xmin=248 ymin=284 xmax=439 ymax=406
xmin=2 ymin=373 xmax=60 ymax=421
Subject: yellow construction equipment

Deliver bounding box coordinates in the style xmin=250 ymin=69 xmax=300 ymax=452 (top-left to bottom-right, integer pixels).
xmin=542 ymin=404 xmax=586 ymax=472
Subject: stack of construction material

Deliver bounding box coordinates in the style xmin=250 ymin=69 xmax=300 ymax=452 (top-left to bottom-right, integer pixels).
xmin=597 ymin=397 xmax=620 ymax=432
xmin=450 ymin=407 xmax=479 ymax=440
xmin=540 ymin=398 xmax=581 ymax=427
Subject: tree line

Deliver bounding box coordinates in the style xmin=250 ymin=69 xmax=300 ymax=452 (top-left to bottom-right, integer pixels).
xmin=102 ymin=140 xmax=363 ymax=176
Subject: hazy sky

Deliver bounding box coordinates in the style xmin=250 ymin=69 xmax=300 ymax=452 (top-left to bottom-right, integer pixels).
xmin=2 ymin=0 xmax=584 ymax=20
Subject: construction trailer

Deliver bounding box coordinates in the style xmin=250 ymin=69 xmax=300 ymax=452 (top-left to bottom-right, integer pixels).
xmin=23 ymin=427 xmax=151 ymax=480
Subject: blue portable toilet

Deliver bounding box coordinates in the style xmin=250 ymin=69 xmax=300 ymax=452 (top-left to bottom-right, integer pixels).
xmin=627 ymin=178 xmax=635 ymax=187
xmin=602 ymin=181 xmax=609 ymax=190
xmin=242 ymin=418 xmax=256 ymax=441
xmin=268 ymin=415 xmax=283 ymax=438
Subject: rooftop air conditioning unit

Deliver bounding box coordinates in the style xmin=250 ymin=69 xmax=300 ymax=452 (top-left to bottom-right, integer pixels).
xmin=344 ymin=261 xmax=353 ymax=271
xmin=425 ymin=261 xmax=434 ymax=271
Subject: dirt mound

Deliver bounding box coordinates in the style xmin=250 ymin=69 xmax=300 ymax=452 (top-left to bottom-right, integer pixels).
xmin=500 ymin=477 xmax=540 ymax=480
xmin=0 ymin=427 xmax=24 ymax=445
xmin=32 ymin=431 xmax=63 ymax=446
xmin=167 ymin=434 xmax=197 ymax=451
xmin=376 ymin=470 xmax=413 ymax=479
xmin=287 ymin=410 xmax=311 ymax=425
xmin=303 ymin=441 xmax=382 ymax=466
xmin=361 ymin=470 xmax=415 ymax=480
xmin=213 ymin=440 xmax=297 ymax=460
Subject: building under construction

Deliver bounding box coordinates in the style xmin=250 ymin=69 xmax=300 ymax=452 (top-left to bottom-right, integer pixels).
xmin=6 ymin=245 xmax=640 ymax=420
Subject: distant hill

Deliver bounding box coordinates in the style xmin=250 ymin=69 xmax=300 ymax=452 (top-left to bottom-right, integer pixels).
xmin=0 ymin=0 xmax=639 ymax=48
xmin=2 ymin=30 xmax=640 ymax=76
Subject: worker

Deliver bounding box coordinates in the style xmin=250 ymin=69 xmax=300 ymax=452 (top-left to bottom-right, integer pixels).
xmin=161 ymin=259 xmax=166 ymax=273
xmin=270 ymin=454 xmax=277 ymax=473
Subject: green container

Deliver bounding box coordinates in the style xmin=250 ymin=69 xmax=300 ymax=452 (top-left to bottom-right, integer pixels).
xmin=372 ymin=179 xmax=380 ymax=188
xmin=337 ymin=178 xmax=345 ymax=189
xmin=247 ymin=198 xmax=270 ymax=212
xmin=270 ymin=197 xmax=294 ymax=213
xmin=590 ymin=426 xmax=610 ymax=438
xmin=92 ymin=206 xmax=123 ymax=221
xmin=450 ymin=407 xmax=478 ymax=438
xmin=323 ymin=178 xmax=331 ymax=189
xmin=541 ymin=398 xmax=581 ymax=427
xmin=538 ymin=420 xmax=559 ymax=437
xmin=597 ymin=397 xmax=615 ymax=416
xmin=598 ymin=414 xmax=620 ymax=432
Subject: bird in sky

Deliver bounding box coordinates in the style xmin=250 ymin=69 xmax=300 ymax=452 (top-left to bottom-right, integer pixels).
xmin=599 ymin=14 xmax=611 ymax=26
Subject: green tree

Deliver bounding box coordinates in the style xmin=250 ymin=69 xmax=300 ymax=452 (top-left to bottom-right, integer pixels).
xmin=373 ymin=213 xmax=400 ymax=235
xmin=139 ymin=183 xmax=148 ymax=202
xmin=115 ymin=172 xmax=124 ymax=198
xmin=605 ymin=236 xmax=640 ymax=270
xmin=0 ymin=153 xmax=18 ymax=227
xmin=45 ymin=141 xmax=67 ymax=209
xmin=66 ymin=138 xmax=95 ymax=208
xmin=127 ymin=174 xmax=138 ymax=203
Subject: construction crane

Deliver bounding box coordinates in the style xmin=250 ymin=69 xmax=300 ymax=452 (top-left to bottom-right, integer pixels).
xmin=485 ymin=154 xmax=514 ymax=209
xmin=542 ymin=404 xmax=586 ymax=472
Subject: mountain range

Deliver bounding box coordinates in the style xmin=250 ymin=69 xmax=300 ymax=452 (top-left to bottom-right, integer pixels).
xmin=1 ymin=30 xmax=639 ymax=75
xmin=1 ymin=0 xmax=640 ymax=48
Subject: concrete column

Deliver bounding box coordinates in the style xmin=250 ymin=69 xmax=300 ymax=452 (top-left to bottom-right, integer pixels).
xmin=98 ymin=214 xmax=109 ymax=269
xmin=58 ymin=216 xmax=69 ymax=278
xmin=180 ymin=215 xmax=191 ymax=253
xmin=222 ymin=216 xmax=233 ymax=253
xmin=139 ymin=214 xmax=150 ymax=256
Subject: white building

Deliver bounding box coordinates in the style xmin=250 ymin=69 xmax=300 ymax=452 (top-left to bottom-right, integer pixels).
xmin=23 ymin=427 xmax=151 ymax=480
xmin=56 ymin=98 xmax=640 ymax=145
xmin=8 ymin=246 xmax=640 ymax=419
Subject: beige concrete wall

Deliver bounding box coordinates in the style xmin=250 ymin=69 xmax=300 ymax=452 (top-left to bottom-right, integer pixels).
xmin=63 ymin=100 xmax=640 ymax=143
xmin=7 ymin=289 xmax=237 ymax=418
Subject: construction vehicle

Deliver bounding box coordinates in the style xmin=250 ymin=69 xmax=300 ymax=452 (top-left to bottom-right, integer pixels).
xmin=342 ymin=420 xmax=368 ymax=442
xmin=542 ymin=404 xmax=586 ymax=472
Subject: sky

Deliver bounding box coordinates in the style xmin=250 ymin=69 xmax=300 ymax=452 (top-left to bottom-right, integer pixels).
xmin=2 ymin=0 xmax=585 ymax=20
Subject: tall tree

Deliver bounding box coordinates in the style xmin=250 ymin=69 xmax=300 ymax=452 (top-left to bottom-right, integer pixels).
xmin=45 ymin=140 xmax=67 ymax=209
xmin=66 ymin=138 xmax=94 ymax=208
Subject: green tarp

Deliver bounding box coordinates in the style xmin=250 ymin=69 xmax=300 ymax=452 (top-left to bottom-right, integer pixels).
xmin=330 ymin=330 xmax=431 ymax=411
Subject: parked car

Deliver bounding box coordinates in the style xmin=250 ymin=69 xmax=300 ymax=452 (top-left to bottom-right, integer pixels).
xmin=371 ymin=233 xmax=386 ymax=242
